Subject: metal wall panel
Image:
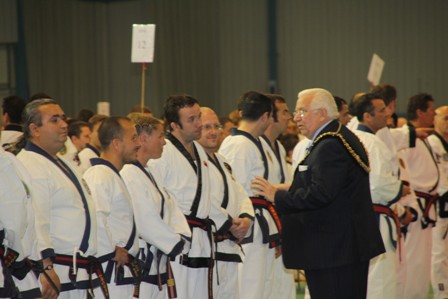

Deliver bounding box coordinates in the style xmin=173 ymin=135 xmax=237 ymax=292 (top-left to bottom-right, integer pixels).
xmin=277 ymin=0 xmax=448 ymax=114
xmin=0 ymin=0 xmax=17 ymax=43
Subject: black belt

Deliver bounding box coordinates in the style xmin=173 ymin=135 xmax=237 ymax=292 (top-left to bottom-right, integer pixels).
xmin=185 ymin=215 xmax=215 ymax=299
xmin=414 ymin=190 xmax=438 ymax=229
xmin=98 ymin=252 xmax=142 ymax=298
xmin=55 ymin=253 xmax=109 ymax=298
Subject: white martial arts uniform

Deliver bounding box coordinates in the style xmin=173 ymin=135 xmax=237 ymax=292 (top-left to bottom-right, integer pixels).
xmin=58 ymin=138 xmax=83 ymax=175
xmin=291 ymin=137 xmax=310 ymax=173
xmin=121 ymin=161 xmax=191 ymax=299
xmin=260 ymin=137 xmax=296 ymax=299
xmin=354 ymin=126 xmax=403 ymax=299
xmin=149 ymin=136 xmax=216 ymax=299
xmin=369 ymin=124 xmax=413 ymax=297
xmin=219 ymin=130 xmax=280 ymax=299
xmin=428 ymin=133 xmax=448 ymax=299
xmin=206 ymin=152 xmax=254 ymax=299
xmin=78 ymin=144 xmax=100 ymax=173
xmin=1 ymin=125 xmax=23 ymax=150
xmin=83 ymin=158 xmax=139 ymax=299
xmin=0 ymin=148 xmax=40 ymax=298
xmin=17 ymin=141 xmax=97 ymax=299
xmin=398 ymin=124 xmax=439 ymax=299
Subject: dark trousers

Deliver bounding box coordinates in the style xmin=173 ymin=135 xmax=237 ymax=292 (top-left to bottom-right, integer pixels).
xmin=306 ymin=260 xmax=369 ymax=299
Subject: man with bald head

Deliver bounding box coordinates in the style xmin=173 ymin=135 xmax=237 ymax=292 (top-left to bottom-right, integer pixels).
xmin=428 ymin=106 xmax=448 ymax=299
xmin=252 ymin=88 xmax=385 ymax=299
xmin=198 ymin=107 xmax=254 ymax=299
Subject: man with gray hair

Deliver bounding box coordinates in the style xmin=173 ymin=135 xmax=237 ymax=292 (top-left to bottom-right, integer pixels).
xmin=252 ymin=88 xmax=385 ymax=299
xmin=16 ymin=99 xmax=99 ymax=299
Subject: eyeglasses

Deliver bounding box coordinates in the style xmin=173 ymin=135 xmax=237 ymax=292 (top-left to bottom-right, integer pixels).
xmin=293 ymin=108 xmax=321 ymax=118
xmin=202 ymin=124 xmax=223 ymax=131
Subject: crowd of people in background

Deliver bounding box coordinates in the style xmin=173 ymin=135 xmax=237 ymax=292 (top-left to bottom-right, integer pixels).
xmin=1 ymin=83 xmax=447 ymax=299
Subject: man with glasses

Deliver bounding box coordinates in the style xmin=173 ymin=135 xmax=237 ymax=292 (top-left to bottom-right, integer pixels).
xmin=252 ymin=88 xmax=385 ymax=299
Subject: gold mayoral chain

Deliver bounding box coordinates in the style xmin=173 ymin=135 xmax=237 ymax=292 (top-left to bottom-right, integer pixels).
xmin=297 ymin=122 xmax=370 ymax=173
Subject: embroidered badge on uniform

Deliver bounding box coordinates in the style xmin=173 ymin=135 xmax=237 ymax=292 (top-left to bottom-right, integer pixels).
xmin=81 ymin=178 xmax=92 ymax=195
xmin=439 ymin=283 xmax=444 ymax=291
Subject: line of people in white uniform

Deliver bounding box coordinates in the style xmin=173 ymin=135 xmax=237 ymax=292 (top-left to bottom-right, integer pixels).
xmin=0 ymin=92 xmax=297 ymax=299
xmin=3 ymin=84 xmax=447 ymax=299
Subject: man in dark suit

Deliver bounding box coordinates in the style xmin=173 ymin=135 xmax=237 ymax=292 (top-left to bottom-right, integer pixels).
xmin=252 ymin=88 xmax=385 ymax=299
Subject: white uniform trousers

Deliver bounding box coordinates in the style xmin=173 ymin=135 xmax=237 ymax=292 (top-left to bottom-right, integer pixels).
xmin=395 ymin=233 xmax=407 ymax=299
xmin=431 ymin=215 xmax=448 ymax=299
xmin=272 ymin=256 xmax=296 ymax=299
xmin=367 ymin=216 xmax=398 ymax=299
xmin=402 ymin=199 xmax=432 ymax=299
xmin=140 ymin=283 xmax=167 ymax=299
xmin=170 ymin=255 xmax=208 ymax=299
xmin=14 ymin=271 xmax=40 ymax=297
xmin=238 ymin=222 xmax=275 ymax=299
xmin=213 ymin=260 xmax=239 ymax=299
xmin=93 ymin=265 xmax=134 ymax=299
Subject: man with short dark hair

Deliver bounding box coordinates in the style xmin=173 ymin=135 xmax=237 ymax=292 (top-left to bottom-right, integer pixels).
xmin=1 ymin=96 xmax=26 ymax=150
xmin=353 ymin=93 xmax=410 ymax=299
xmin=219 ymin=91 xmax=277 ymax=299
xmin=149 ymin=94 xmax=218 ymax=299
xmin=398 ymin=93 xmax=439 ymax=299
xmin=58 ymin=121 xmax=91 ymax=170
xmin=83 ymin=116 xmax=141 ymax=299
xmin=261 ymin=94 xmax=296 ymax=299
xmin=78 ymin=114 xmax=107 ymax=173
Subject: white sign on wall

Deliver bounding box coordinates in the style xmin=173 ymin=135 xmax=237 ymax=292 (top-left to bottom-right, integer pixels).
xmin=97 ymin=101 xmax=110 ymax=116
xmin=131 ymin=24 xmax=156 ymax=63
xmin=367 ymin=53 xmax=385 ymax=85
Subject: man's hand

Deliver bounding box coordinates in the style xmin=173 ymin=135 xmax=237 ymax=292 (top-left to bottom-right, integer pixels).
xmin=230 ymin=218 xmax=251 ymax=241
xmin=113 ymin=246 xmax=129 ymax=267
xmin=251 ymin=176 xmax=277 ymax=202
xmin=40 ymin=258 xmax=61 ymax=299
xmin=275 ymin=246 xmax=282 ymax=259
xmin=416 ymin=127 xmax=434 ymax=139
xmin=400 ymin=207 xmax=414 ymax=226
xmin=401 ymin=184 xmax=411 ymax=197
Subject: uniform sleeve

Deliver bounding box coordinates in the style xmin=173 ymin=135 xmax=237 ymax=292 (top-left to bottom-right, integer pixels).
xmin=122 ymin=170 xmax=186 ymax=257
xmin=27 ymin=168 xmax=55 ymax=259
xmin=389 ymin=126 xmax=414 ymax=151
xmin=219 ymin=142 xmax=256 ymax=195
xmin=0 ymin=157 xmax=28 ymax=258
xmin=83 ymin=170 xmax=116 ymax=249
xmin=368 ymin=141 xmax=402 ymax=205
xmin=167 ymin=196 xmax=191 ymax=240
xmin=428 ymin=136 xmax=448 ymax=196
xmin=209 ymin=201 xmax=233 ymax=235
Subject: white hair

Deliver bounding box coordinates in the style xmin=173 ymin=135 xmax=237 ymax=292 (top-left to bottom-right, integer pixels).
xmin=298 ymin=88 xmax=339 ymax=119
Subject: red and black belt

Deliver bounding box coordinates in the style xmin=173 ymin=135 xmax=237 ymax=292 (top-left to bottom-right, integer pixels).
xmin=250 ymin=197 xmax=282 ymax=248
xmin=414 ymin=190 xmax=438 ymax=229
xmin=372 ymin=204 xmax=402 ymax=260
xmin=55 ymin=254 xmax=109 ymax=299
